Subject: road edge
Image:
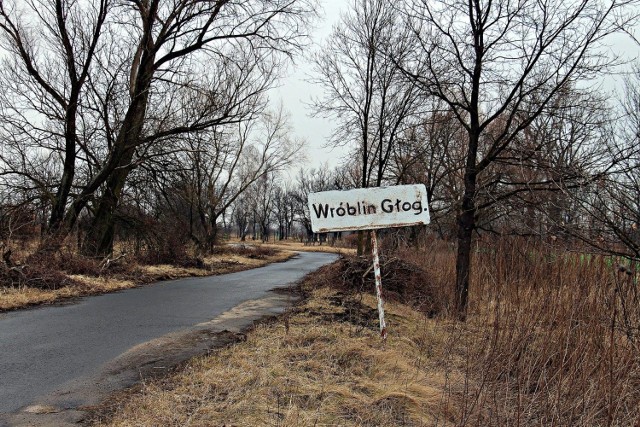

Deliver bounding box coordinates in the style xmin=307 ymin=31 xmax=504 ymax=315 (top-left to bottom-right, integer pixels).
xmin=0 ymin=287 xmax=303 ymax=427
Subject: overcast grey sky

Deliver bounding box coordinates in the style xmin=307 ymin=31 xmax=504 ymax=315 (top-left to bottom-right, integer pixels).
xmin=270 ymin=0 xmax=351 ymax=170
xmin=270 ymin=0 xmax=640 ymax=172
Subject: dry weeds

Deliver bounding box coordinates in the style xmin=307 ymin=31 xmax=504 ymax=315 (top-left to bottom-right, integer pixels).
xmin=400 ymin=238 xmax=640 ymax=425
xmin=93 ymin=238 xmax=640 ymax=426
xmin=0 ymin=246 xmax=295 ymax=311
xmin=93 ymin=286 xmax=457 ymax=427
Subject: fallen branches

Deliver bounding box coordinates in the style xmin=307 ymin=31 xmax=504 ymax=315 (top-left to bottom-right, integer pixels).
xmin=333 ymin=254 xmax=442 ymax=317
xmin=100 ymin=252 xmax=127 ymax=273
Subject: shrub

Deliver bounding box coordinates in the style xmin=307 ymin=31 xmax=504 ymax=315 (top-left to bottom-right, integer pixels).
xmin=326 ymin=251 xmax=447 ymax=317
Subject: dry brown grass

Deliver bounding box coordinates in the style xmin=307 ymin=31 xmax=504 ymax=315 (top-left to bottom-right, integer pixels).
xmin=0 ymin=246 xmax=295 ymax=312
xmin=399 ymin=238 xmax=640 ymax=426
xmin=93 ymin=237 xmax=640 ymax=426
xmin=137 ymin=250 xmax=293 ymax=280
xmin=0 ymin=276 xmax=135 ymax=311
xmin=92 ymin=284 xmax=457 ymax=427
xmin=234 ymin=237 xmax=357 ymax=256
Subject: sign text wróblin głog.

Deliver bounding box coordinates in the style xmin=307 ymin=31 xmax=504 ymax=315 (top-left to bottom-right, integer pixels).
xmin=308 ymin=184 xmax=430 ymax=233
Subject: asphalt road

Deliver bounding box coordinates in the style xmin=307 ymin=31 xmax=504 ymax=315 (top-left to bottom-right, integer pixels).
xmin=0 ymin=251 xmax=338 ymax=416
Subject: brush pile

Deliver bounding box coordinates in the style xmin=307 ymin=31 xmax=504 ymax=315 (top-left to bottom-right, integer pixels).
xmin=332 ymin=254 xmax=442 ymax=316
xmin=0 ymin=246 xmax=82 ymax=289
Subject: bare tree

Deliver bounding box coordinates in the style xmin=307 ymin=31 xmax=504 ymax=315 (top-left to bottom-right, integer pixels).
xmin=561 ymin=66 xmax=640 ymax=260
xmin=473 ymin=87 xmax=613 ymax=237
xmin=83 ymin=0 xmax=314 ymax=256
xmin=290 ymin=165 xmax=343 ymax=242
xmin=231 ymin=194 xmax=250 ymax=241
xmin=390 ymin=98 xmax=467 ymax=238
xmin=397 ymin=0 xmax=637 ymax=318
xmin=1 ymin=0 xmax=315 ymax=257
xmin=139 ymin=107 xmax=302 ymax=253
xmin=272 ymin=183 xmax=295 ymax=240
xmin=0 ymin=0 xmax=108 ymax=235
xmin=310 ymin=0 xmax=420 ymax=254
xmin=251 ymin=170 xmax=279 ymax=242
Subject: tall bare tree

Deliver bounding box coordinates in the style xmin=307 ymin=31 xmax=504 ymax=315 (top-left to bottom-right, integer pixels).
xmin=0 ymin=0 xmax=108 ymax=235
xmin=310 ymin=0 xmax=421 ymax=254
xmin=398 ymin=0 xmax=637 ymax=318
xmin=84 ymin=0 xmax=314 ymax=255
xmin=1 ymin=0 xmax=314 ymax=256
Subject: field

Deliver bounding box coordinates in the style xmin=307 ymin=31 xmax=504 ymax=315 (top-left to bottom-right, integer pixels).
xmin=91 ymin=238 xmax=640 ymax=426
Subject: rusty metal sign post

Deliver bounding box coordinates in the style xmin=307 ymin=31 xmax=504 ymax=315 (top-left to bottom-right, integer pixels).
xmin=308 ymin=184 xmax=430 ymax=339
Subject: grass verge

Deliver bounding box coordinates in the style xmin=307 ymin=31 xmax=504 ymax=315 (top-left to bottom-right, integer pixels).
xmin=0 ymin=245 xmax=294 ymax=312
xmin=90 ymin=267 xmax=455 ymax=426
xmin=235 ymin=238 xmax=357 ymax=256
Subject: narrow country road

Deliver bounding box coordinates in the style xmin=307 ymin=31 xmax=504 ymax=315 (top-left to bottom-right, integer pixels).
xmin=0 ymin=251 xmax=338 ymax=423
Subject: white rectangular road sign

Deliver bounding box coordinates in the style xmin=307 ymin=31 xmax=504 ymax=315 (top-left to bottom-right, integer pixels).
xmin=308 ymin=184 xmax=430 ymax=233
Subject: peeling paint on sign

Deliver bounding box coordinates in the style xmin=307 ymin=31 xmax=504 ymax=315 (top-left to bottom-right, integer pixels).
xmin=308 ymin=184 xmax=430 ymax=233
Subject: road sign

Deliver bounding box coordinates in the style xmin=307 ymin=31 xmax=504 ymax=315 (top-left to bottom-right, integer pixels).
xmin=308 ymin=184 xmax=430 ymax=233
xmin=308 ymin=184 xmax=431 ymax=340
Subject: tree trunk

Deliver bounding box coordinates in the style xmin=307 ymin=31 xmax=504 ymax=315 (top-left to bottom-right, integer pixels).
xmin=81 ymin=7 xmax=157 ymax=256
xmin=207 ymin=225 xmax=218 ymax=254
xmin=48 ymin=118 xmax=77 ymax=232
xmin=455 ymin=161 xmax=478 ymax=320
xmin=83 ymin=162 xmax=131 ymax=256
xmin=82 ymin=82 xmax=154 ymax=254
xmin=455 ymin=208 xmax=474 ymax=321
xmin=42 ymin=99 xmax=81 ymax=251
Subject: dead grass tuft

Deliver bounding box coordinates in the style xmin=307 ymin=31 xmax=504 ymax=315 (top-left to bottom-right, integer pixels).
xmin=92 ymin=237 xmax=640 ymax=426
xmin=92 ymin=286 xmax=450 ymax=427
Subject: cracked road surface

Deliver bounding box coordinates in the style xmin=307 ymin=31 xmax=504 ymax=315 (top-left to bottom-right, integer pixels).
xmin=0 ymin=251 xmax=338 ymax=425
